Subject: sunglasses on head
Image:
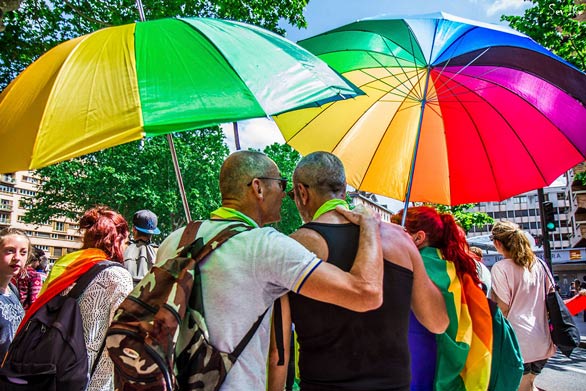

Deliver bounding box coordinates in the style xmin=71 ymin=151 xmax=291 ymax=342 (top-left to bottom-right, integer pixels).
xmin=247 ymin=177 xmax=288 ymax=192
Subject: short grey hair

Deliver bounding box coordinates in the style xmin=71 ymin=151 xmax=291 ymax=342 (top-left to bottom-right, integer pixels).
xmin=219 ymin=150 xmax=275 ymax=199
xmin=293 ymin=151 xmax=346 ymax=196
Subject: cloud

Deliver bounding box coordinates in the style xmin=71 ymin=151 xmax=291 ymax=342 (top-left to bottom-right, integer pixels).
xmin=221 ymin=118 xmax=285 ymax=152
xmin=484 ymin=0 xmax=528 ymax=17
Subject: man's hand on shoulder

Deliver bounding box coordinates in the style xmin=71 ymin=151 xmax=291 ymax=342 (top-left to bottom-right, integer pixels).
xmin=336 ymin=204 xmax=380 ymax=228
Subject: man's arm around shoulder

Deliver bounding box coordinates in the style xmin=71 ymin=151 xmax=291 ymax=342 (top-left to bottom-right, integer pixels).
xmin=292 ymin=205 xmax=383 ymax=312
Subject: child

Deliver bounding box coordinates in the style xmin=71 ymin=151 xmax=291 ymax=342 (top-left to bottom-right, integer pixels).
xmin=0 ymin=228 xmax=28 ymax=357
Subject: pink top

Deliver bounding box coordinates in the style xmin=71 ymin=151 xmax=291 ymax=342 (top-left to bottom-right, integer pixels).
xmin=490 ymin=258 xmax=556 ymax=363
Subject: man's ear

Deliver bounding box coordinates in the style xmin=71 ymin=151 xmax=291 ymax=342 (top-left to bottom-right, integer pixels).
xmin=249 ymin=178 xmax=263 ymax=200
xmin=297 ymin=183 xmax=310 ymax=205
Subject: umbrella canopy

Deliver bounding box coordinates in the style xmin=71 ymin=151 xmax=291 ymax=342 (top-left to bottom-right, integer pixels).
xmin=0 ymin=17 xmax=361 ymax=174
xmin=275 ymin=12 xmax=586 ymax=206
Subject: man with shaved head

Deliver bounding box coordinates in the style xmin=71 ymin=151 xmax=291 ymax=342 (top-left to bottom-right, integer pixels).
xmin=154 ymin=150 xmax=383 ymax=390
xmin=268 ymin=151 xmax=448 ymax=391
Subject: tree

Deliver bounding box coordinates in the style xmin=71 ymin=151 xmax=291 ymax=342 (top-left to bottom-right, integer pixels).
xmin=22 ymin=128 xmax=229 ymax=239
xmin=0 ymin=0 xmax=309 ymax=89
xmin=262 ymin=143 xmax=302 ymax=235
xmin=502 ymin=0 xmax=586 ymax=70
xmin=429 ymin=203 xmax=494 ymax=233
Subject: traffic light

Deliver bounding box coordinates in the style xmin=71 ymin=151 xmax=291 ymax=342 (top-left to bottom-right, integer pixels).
xmin=543 ymin=201 xmax=556 ymax=232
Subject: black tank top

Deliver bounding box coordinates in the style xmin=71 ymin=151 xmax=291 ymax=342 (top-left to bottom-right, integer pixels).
xmin=289 ymin=222 xmax=414 ymax=391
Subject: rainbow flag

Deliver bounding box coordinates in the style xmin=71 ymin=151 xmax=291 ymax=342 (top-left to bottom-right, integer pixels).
xmin=410 ymin=247 xmax=492 ymax=391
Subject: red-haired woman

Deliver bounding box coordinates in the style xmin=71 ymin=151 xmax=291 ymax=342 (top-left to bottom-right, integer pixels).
xmin=392 ymin=206 xmax=491 ymax=391
xmin=23 ymin=206 xmax=133 ymax=391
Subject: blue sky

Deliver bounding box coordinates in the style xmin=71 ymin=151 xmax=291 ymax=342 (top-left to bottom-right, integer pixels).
xmin=281 ymin=0 xmax=529 ymax=42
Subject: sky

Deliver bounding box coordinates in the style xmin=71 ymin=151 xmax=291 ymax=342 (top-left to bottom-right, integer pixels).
xmin=221 ymin=0 xmax=536 ymax=210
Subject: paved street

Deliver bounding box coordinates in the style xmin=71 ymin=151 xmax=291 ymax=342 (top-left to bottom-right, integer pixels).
xmin=534 ymin=314 xmax=586 ymax=391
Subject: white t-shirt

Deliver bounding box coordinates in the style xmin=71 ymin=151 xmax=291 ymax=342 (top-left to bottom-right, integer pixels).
xmin=490 ymin=258 xmax=556 ymax=363
xmin=156 ymin=220 xmax=321 ymax=390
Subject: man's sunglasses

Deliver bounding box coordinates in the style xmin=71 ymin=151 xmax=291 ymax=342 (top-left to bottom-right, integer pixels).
xmin=287 ymin=183 xmax=310 ymax=200
xmin=247 ymin=177 xmax=288 ymax=192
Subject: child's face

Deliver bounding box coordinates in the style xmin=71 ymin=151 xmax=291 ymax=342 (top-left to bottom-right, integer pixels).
xmin=0 ymin=234 xmax=29 ymax=279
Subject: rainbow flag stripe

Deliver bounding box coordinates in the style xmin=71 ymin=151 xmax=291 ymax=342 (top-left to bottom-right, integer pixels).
xmin=411 ymin=247 xmax=492 ymax=391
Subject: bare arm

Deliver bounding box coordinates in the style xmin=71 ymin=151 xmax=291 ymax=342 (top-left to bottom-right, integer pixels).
xmin=268 ymin=295 xmax=291 ymax=391
xmin=491 ymin=290 xmax=510 ymax=317
xmin=292 ymin=205 xmax=383 ymax=312
xmin=382 ymin=223 xmax=448 ymax=334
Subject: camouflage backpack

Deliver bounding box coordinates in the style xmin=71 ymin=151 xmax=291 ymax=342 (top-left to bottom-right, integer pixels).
xmin=106 ymin=221 xmax=262 ymax=391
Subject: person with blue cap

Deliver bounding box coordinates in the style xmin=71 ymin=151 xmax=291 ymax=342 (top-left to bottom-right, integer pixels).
xmin=123 ymin=209 xmax=160 ymax=285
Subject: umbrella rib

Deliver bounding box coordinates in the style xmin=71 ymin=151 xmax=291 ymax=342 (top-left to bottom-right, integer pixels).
xmin=427 ymin=26 xmax=478 ymax=101
xmin=347 ymin=89 xmax=411 ymax=191
xmin=429 ymin=47 xmax=491 ymax=102
xmin=357 ymin=72 xmax=416 ymax=102
xmin=446 ymin=76 xmax=551 ymax=193
xmin=379 ymin=35 xmax=421 ymax=99
xmin=433 ymin=65 xmax=503 ymax=101
xmin=441 ymin=70 xmax=586 ymax=160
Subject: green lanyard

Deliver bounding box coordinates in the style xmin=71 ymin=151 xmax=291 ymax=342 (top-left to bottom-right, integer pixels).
xmin=210 ymin=207 xmax=259 ymax=228
xmin=313 ymin=199 xmax=350 ymax=221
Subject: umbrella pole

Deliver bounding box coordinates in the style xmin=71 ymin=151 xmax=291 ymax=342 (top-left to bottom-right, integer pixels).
xmin=233 ymin=122 xmax=241 ymax=150
xmin=401 ymin=66 xmax=433 ymax=227
xmin=134 ymin=0 xmax=191 ymax=222
xmin=167 ymin=134 xmax=192 ymax=222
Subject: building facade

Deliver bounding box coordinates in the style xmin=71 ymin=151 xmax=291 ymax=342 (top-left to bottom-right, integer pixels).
xmin=467 ymin=185 xmax=571 ymax=249
xmin=567 ymin=162 xmax=586 ymax=248
xmin=0 ymin=172 xmax=82 ymax=260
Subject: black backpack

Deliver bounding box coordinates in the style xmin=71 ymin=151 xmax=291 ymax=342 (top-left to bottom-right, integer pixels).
xmin=0 ymin=261 xmax=122 ymax=391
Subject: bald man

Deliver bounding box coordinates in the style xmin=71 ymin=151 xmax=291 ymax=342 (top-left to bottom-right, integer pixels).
xmin=154 ymin=150 xmax=383 ymax=390
xmin=268 ymin=152 xmax=448 ymax=391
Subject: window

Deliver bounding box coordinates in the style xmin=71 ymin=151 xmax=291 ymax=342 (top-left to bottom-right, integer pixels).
xmin=23 ymin=176 xmax=39 ymax=184
xmin=36 ymin=232 xmax=50 ymax=238
xmin=0 ymin=185 xmax=16 ymax=194
xmin=53 ymin=247 xmax=62 ymax=257
xmin=54 ymin=221 xmax=65 ymax=232
xmin=0 ymin=213 xmax=9 ymax=224
xmin=18 ymin=189 xmax=36 ymax=196
xmin=51 ymin=233 xmax=59 ymax=239
xmin=0 ymin=199 xmax=11 ymax=211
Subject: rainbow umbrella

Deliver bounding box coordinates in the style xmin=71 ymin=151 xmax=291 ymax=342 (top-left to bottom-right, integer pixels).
xmin=0 ymin=17 xmax=360 ymax=174
xmin=275 ymin=12 xmax=586 ymax=209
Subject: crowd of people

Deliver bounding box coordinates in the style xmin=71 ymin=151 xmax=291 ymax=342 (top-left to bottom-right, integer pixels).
xmin=0 ymin=150 xmax=583 ymax=391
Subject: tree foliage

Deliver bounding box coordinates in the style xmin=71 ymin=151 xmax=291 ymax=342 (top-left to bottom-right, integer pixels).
xmin=262 ymin=143 xmax=302 ymax=235
xmin=429 ymin=203 xmax=494 ymax=233
xmin=0 ymin=0 xmax=309 ymax=89
xmin=22 ymin=128 xmax=229 ymax=239
xmin=502 ymin=0 xmax=586 ymax=70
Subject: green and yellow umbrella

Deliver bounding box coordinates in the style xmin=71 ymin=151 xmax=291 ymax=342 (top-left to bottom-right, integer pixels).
xmin=0 ymin=17 xmax=360 ymax=174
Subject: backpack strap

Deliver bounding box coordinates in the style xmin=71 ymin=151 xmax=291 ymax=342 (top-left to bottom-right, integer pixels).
xmin=178 ymin=220 xmax=263 ymax=360
xmin=232 ymin=307 xmax=269 ymax=359
xmin=272 ymin=298 xmax=285 ymax=365
xmin=8 ymin=282 xmax=19 ymax=298
xmin=67 ymin=261 xmax=123 ymax=300
xmin=67 ymin=261 xmax=123 ymax=379
xmin=182 ymin=221 xmax=252 ymax=265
